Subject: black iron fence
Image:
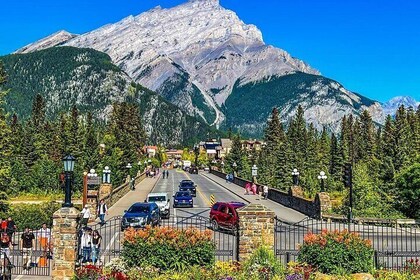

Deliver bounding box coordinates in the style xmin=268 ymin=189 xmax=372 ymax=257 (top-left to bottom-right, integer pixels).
xmin=76 ymin=214 xmax=238 ymax=267
xmin=275 ymin=217 xmax=420 ymax=270
xmin=5 ymin=229 xmax=52 ymax=277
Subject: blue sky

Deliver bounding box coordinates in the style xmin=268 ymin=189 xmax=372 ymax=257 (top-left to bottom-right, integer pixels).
xmin=1 ymin=0 xmax=419 ymax=102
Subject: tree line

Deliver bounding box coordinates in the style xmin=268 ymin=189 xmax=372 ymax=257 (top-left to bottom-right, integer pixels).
xmin=0 ymin=63 xmax=147 ymax=196
xmin=224 ymin=106 xmax=420 ymax=219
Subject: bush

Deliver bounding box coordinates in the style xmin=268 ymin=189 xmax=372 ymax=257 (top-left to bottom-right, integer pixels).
xmin=5 ymin=202 xmax=60 ymax=229
xmin=121 ymin=226 xmax=215 ymax=271
xmin=297 ymin=229 xmax=374 ymax=274
xmin=243 ymin=245 xmax=285 ymax=279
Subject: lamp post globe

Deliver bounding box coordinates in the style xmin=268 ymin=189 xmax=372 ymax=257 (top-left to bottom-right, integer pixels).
xmin=62 ymin=155 xmax=76 ymax=207
xmin=292 ymin=168 xmax=300 ymax=186
xmin=103 ymin=166 xmax=111 ymax=184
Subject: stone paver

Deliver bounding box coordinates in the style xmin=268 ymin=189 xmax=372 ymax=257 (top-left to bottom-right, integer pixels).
xmin=200 ymin=172 xmax=307 ymax=224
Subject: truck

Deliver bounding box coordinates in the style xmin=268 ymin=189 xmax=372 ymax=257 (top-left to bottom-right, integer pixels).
xmin=182 ymin=160 xmax=192 ymax=171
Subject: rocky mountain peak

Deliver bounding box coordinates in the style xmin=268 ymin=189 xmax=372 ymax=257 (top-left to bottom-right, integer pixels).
xmin=15 ymin=30 xmax=77 ymax=54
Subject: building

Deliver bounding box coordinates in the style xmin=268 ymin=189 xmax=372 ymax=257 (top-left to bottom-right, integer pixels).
xmin=143 ymin=146 xmax=157 ymax=157
xmin=166 ymin=149 xmax=183 ymax=160
xmin=199 ymin=139 xmax=220 ymax=159
xmin=241 ymin=139 xmax=264 ymax=151
xmin=218 ymin=138 xmax=232 ymax=159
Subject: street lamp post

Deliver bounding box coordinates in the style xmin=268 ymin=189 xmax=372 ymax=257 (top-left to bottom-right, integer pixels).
xmin=194 ymin=144 xmax=199 ymax=167
xmin=232 ymin=161 xmax=237 ymax=177
xmin=62 ymin=155 xmax=75 ymax=207
xmin=251 ymin=164 xmax=258 ymax=183
xmin=292 ymin=168 xmax=300 ymax=186
xmin=317 ymin=171 xmax=327 ymax=192
xmin=102 ymin=166 xmax=111 ymax=184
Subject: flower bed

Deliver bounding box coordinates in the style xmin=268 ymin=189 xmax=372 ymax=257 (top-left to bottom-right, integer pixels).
xmin=121 ymin=226 xmax=215 ymax=271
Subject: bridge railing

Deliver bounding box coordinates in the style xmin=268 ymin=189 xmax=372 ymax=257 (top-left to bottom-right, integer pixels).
xmin=102 ymin=172 xmax=146 ymax=208
xmin=210 ymin=168 xmax=328 ymax=219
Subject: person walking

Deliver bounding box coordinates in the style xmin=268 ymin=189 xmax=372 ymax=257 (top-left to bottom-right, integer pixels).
xmin=263 ymin=185 xmax=269 ymax=200
xmin=80 ymin=205 xmax=91 ymax=227
xmin=1 ymin=218 xmax=7 ymax=233
xmin=6 ymin=217 xmax=16 ymax=240
xmin=38 ymin=223 xmax=51 ymax=256
xmin=0 ymin=232 xmax=12 ymax=258
xmin=166 ymin=169 xmax=169 ymax=179
xmin=97 ymin=200 xmax=108 ymax=226
xmin=20 ymin=227 xmax=35 ymax=270
xmin=91 ymin=230 xmax=102 ymax=265
xmin=81 ymin=228 xmax=92 ymax=263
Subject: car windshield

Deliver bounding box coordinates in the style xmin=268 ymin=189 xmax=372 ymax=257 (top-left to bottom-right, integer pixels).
xmin=180 ymin=182 xmax=194 ymax=187
xmin=128 ymin=205 xmax=149 ymax=213
xmin=148 ymin=196 xmax=166 ymax=202
xmin=176 ymin=192 xmax=190 ymax=197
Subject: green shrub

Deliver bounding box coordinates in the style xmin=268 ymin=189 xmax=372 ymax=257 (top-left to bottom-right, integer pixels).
xmin=243 ymin=244 xmax=285 ymax=279
xmin=121 ymin=226 xmax=215 ymax=271
xmin=5 ymin=202 xmax=60 ymax=229
xmin=298 ymin=229 xmax=374 ymax=274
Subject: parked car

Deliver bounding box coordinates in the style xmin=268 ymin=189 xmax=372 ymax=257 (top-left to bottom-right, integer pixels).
xmin=121 ymin=202 xmax=160 ymax=231
xmin=147 ymin=192 xmax=170 ymax=219
xmin=203 ymin=166 xmax=210 ymax=171
xmin=178 ymin=179 xmax=197 ymax=196
xmin=209 ymin=202 xmax=246 ymax=232
xmin=173 ymin=191 xmax=193 ymax=208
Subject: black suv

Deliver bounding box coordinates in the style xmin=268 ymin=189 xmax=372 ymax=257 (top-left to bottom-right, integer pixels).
xmin=178 ymin=179 xmax=197 ymax=197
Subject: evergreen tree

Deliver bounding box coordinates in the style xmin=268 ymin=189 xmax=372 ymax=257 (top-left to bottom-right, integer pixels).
xmin=0 ymin=62 xmax=12 ymax=192
xmin=83 ymin=112 xmax=99 ymax=170
xmin=329 ymin=133 xmax=342 ymax=187
xmin=394 ymin=105 xmax=411 ymax=171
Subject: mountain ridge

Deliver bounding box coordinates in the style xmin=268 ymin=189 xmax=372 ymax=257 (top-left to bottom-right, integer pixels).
xmin=13 ymin=0 xmax=384 ymax=134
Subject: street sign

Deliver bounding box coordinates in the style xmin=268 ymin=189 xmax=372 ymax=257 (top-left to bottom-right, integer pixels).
xmin=87 ymin=177 xmax=100 ymax=185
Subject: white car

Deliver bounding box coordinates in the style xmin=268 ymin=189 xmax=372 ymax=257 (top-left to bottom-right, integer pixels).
xmin=146 ymin=193 xmax=170 ymax=218
xmin=204 ymin=167 xmax=210 ymax=171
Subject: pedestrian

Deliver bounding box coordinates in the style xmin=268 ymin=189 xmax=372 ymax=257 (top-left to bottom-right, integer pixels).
xmin=263 ymin=185 xmax=269 ymax=200
xmin=0 ymin=232 xmax=12 ymax=258
xmin=1 ymin=218 xmax=7 ymax=233
xmin=6 ymin=217 xmax=16 ymax=240
xmin=20 ymin=227 xmax=35 ymax=270
xmin=80 ymin=228 xmax=92 ymax=263
xmin=80 ymin=205 xmax=91 ymax=227
xmin=38 ymin=223 xmax=51 ymax=256
xmin=245 ymin=182 xmax=251 ymax=195
xmin=225 ymin=174 xmax=230 ymax=183
xmin=130 ymin=177 xmax=135 ymax=190
xmin=91 ymin=230 xmax=102 ymax=265
xmin=251 ymin=183 xmax=257 ymax=195
xmin=97 ymin=199 xmax=108 ymax=226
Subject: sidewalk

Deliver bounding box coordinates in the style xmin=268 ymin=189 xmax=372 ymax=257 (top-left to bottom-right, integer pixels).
xmin=106 ymin=176 xmax=161 ymax=218
xmin=200 ymin=172 xmax=307 ymax=224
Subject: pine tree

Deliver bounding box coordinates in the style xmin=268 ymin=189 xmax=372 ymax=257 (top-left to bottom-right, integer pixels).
xmin=0 ymin=62 xmax=12 ymax=192
xmin=329 ymin=133 xmax=342 ymax=185
xmin=359 ymin=110 xmax=376 ymax=161
xmin=83 ymin=112 xmax=99 ymax=170
xmin=394 ymin=105 xmax=411 ymax=171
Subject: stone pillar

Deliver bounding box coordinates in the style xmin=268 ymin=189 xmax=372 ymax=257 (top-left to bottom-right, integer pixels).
xmin=52 ymin=207 xmax=80 ymax=280
xmin=314 ymin=192 xmax=332 ymax=219
xmin=87 ymin=190 xmax=98 ymax=222
xmin=237 ymin=204 xmax=275 ymax=261
xmin=99 ymin=183 xmax=112 ymax=201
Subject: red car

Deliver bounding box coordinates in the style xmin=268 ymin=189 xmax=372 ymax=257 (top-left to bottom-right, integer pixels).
xmin=209 ymin=202 xmax=246 ymax=232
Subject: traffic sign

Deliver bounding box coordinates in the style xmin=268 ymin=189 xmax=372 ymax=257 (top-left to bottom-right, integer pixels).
xmin=210 ymin=194 xmax=215 ymax=206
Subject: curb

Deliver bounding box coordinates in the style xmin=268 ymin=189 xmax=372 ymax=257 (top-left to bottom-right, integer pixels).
xmin=200 ymin=172 xmax=251 ymax=204
xmin=149 ymin=174 xmax=163 ymax=193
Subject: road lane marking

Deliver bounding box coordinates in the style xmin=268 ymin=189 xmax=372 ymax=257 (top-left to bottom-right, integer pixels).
xmin=183 ymin=172 xmax=211 ymax=207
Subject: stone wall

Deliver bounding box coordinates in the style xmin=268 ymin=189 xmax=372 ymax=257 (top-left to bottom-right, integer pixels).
xmin=210 ymin=169 xmax=331 ymax=219
xmin=237 ymin=204 xmax=275 ymax=261
xmin=52 ymin=207 xmax=80 ymax=280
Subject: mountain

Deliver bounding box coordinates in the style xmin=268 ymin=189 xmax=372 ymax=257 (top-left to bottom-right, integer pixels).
xmin=15 ymin=30 xmax=77 ymax=54
xmin=0 ymin=46 xmax=220 ymax=146
xmin=15 ymin=0 xmax=384 ymax=135
xmin=382 ymin=96 xmax=419 ymax=116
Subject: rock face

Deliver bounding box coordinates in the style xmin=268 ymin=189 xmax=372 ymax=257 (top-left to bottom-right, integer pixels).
xmin=15 ymin=30 xmax=77 ymax=54
xmin=14 ymin=0 xmax=385 ymax=134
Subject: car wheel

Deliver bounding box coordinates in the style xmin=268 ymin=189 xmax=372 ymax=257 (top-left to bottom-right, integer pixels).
xmin=212 ymin=219 xmax=219 ymax=231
